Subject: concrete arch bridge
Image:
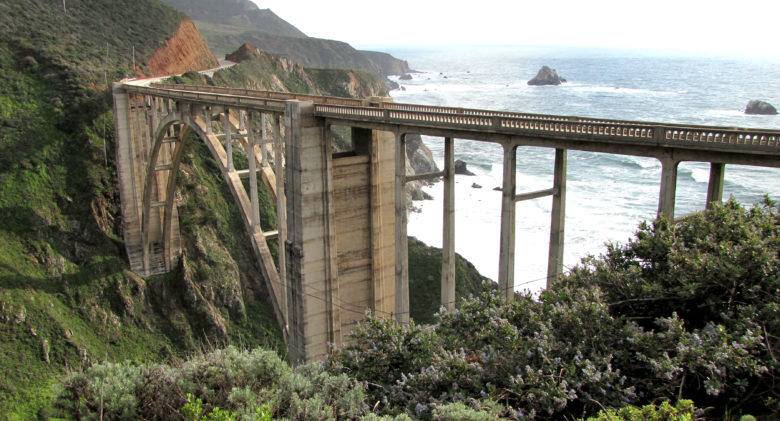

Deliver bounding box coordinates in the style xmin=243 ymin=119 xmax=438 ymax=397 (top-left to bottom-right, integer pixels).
xmin=113 ymin=83 xmax=780 ymax=363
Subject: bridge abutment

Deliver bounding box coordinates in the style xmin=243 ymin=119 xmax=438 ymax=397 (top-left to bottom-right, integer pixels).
xmin=284 ymin=101 xmax=396 ymax=363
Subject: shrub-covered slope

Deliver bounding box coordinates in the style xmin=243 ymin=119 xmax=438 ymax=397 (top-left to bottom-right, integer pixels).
xmin=0 ymin=0 xmax=198 ymax=416
xmin=0 ymin=1 xmax=285 ymax=417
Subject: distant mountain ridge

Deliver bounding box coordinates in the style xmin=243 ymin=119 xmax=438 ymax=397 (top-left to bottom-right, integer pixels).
xmin=159 ymin=0 xmax=411 ymax=76
xmin=161 ymin=0 xmax=307 ymax=38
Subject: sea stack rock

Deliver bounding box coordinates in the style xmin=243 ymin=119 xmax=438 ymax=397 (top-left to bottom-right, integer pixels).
xmin=528 ymin=65 xmax=566 ymax=86
xmin=399 ymin=74 xmax=413 ymax=81
xmin=745 ymin=100 xmax=778 ymax=115
xmin=455 ymin=159 xmax=475 ymax=176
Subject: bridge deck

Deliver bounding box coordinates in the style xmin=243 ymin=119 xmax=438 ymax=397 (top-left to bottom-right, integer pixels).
xmin=123 ymin=84 xmax=780 ymax=167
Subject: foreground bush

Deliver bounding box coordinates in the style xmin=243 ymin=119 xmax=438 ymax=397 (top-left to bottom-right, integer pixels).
xmin=580 ymin=400 xmax=696 ymax=421
xmin=330 ymin=199 xmax=778 ymax=419
xmin=54 ymin=199 xmax=776 ymax=420
xmin=54 ymin=346 xmax=366 ymax=420
xmin=564 ymin=198 xmax=779 ymax=413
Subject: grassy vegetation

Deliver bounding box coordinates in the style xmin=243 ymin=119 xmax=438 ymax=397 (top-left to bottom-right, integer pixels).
xmin=407 ymin=237 xmax=493 ymax=324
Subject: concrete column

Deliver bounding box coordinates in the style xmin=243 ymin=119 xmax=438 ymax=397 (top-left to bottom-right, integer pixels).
xmin=658 ymin=157 xmax=680 ymax=220
xmin=441 ymin=137 xmax=456 ymax=311
xmin=546 ymin=148 xmax=567 ymax=287
xmin=284 ymin=100 xmax=331 ymax=364
xmin=261 ymin=113 xmax=269 ymax=167
xmin=322 ymin=125 xmax=340 ymax=347
xmin=225 ymin=110 xmax=234 ymax=171
xmin=706 ymin=163 xmax=725 ymax=209
xmin=285 ymin=100 xmax=306 ymax=365
xmin=274 ymin=113 xmax=288 ymax=333
xmin=498 ymin=144 xmax=517 ymax=299
xmin=205 ymin=107 xmax=212 ymax=135
xmin=246 ymin=111 xmax=260 ymax=229
xmin=394 ymin=132 xmax=410 ymax=324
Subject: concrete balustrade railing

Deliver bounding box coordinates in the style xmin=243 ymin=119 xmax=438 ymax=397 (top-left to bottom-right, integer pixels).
xmin=663 ymin=129 xmax=778 ymax=148
xmin=383 ymin=102 xmax=631 ymax=126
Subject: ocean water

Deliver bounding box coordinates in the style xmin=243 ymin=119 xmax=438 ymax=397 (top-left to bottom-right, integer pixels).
xmin=382 ymin=45 xmax=780 ymax=292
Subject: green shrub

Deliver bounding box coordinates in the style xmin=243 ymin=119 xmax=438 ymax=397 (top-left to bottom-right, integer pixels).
xmin=331 ymin=199 xmax=778 ymax=419
xmin=580 ymin=400 xmax=695 ymax=421
xmin=563 ymin=198 xmax=779 ymax=413
xmin=55 ymin=346 xmax=365 ymax=420
xmin=432 ymin=402 xmax=507 ymax=420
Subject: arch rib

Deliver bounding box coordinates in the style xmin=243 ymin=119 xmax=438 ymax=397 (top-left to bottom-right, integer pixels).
xmin=143 ymin=106 xmax=287 ymax=339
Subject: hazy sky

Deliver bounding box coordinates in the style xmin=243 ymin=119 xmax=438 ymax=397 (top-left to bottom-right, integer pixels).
xmin=253 ymin=0 xmax=779 ymax=57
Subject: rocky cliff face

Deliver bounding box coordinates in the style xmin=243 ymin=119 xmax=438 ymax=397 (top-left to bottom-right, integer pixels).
xmin=143 ymin=18 xmax=218 ymax=77
xmin=404 ymin=134 xmax=440 ymax=205
xmin=222 ymin=43 xmax=387 ymax=98
xmin=360 ymin=50 xmax=412 ymax=76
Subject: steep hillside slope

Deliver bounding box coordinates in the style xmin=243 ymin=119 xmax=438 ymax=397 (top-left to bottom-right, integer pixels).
xmin=158 ymin=0 xmax=411 ymax=75
xmin=0 ymin=0 xmax=233 ymax=417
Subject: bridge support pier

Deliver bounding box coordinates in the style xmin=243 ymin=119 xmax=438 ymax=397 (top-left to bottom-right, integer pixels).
xmin=441 ymin=137 xmax=456 ymax=311
xmin=284 ymin=101 xmax=396 ymax=364
xmin=546 ymin=148 xmax=567 ymax=287
xmin=498 ymin=144 xmax=518 ymax=299
xmin=658 ymin=156 xmax=680 ymax=220
xmin=246 ymin=112 xmax=261 ymax=229
xmin=394 ymin=133 xmax=410 ymax=325
xmin=706 ymin=163 xmax=725 ymax=209
xmin=113 ymin=85 xmax=145 ymax=274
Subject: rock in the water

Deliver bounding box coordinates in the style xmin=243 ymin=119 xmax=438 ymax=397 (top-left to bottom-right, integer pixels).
xmin=493 ymin=186 xmax=502 ymax=191
xmin=745 ymin=100 xmax=778 ymax=115
xmin=528 ymin=65 xmax=566 ymax=86
xmin=471 ymin=183 xmax=482 ymax=189
xmin=386 ymin=79 xmax=400 ymax=91
xmin=455 ymin=159 xmax=475 ymax=176
xmin=399 ymin=74 xmax=413 ymax=80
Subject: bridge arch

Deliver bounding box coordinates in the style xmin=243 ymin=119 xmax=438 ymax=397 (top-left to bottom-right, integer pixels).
xmin=140 ymin=112 xmax=204 ymax=273
xmin=114 ymin=88 xmax=288 ymax=348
